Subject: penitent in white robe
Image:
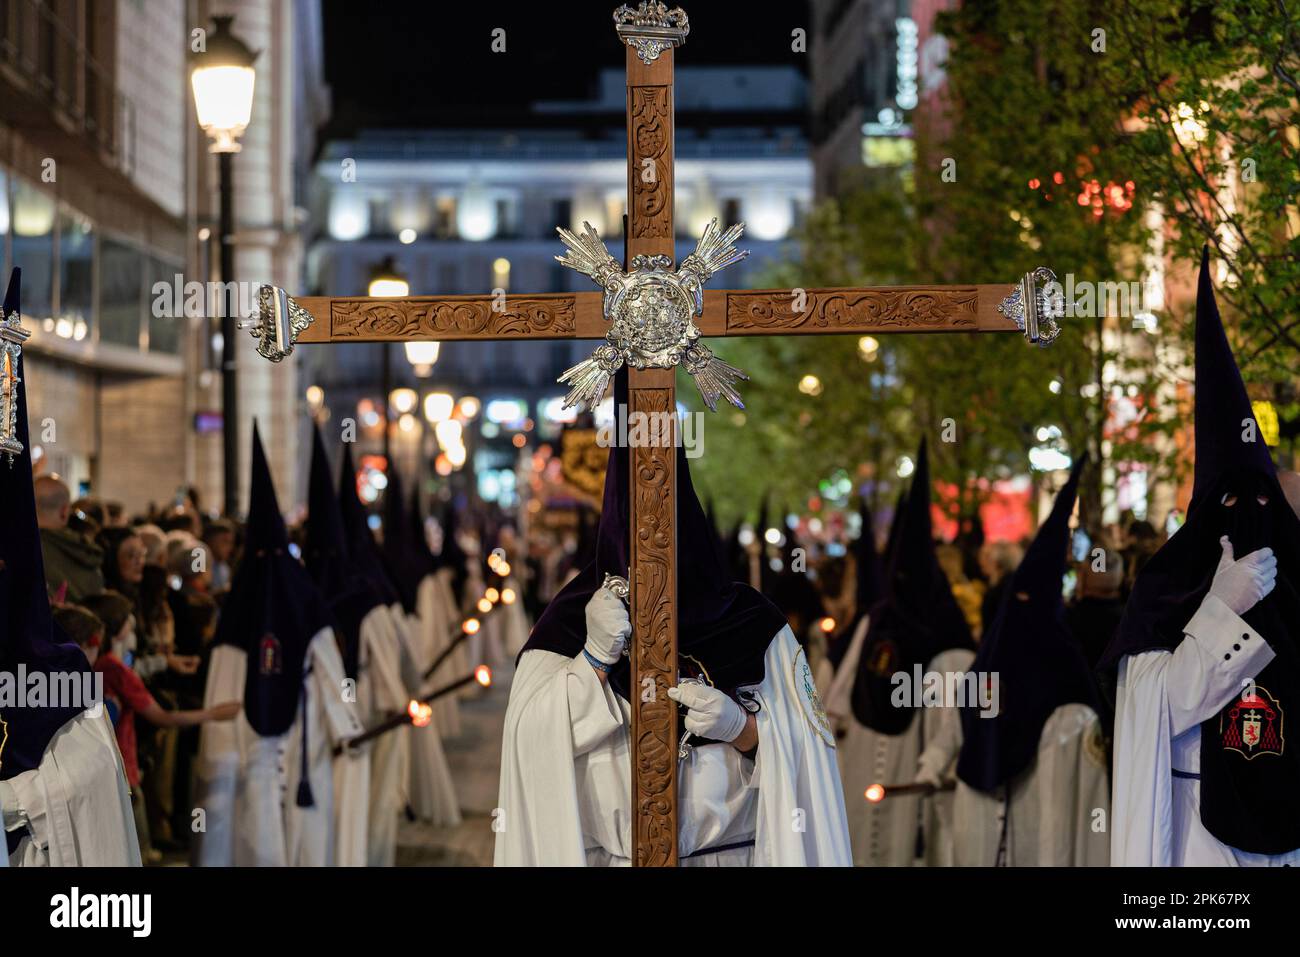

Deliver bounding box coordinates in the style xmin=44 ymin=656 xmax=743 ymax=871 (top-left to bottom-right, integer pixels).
xmin=419 ymin=568 xmax=461 ymax=739
xmin=1111 ymin=594 xmax=1300 ymax=866
xmin=193 ymin=628 xmax=364 ymax=866
xmin=826 ymin=614 xmax=973 ymax=866
xmin=934 ymin=703 xmax=1109 ymax=866
xmin=403 ymin=575 xmax=461 ymax=829
xmin=495 ymin=624 xmax=850 ymax=866
xmin=2 ymin=710 xmax=140 ymax=866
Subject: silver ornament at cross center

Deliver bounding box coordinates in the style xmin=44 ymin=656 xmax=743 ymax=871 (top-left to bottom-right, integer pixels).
xmin=554 ymin=217 xmax=750 ymax=413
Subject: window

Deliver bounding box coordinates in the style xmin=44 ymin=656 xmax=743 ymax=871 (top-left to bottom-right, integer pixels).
xmin=99 ymin=236 xmax=144 ymax=348
xmin=11 ymin=179 xmax=55 ymax=324
xmin=147 ymin=256 xmax=184 ymax=353
xmin=58 ymin=208 xmax=93 ymax=341
xmin=552 ymin=198 xmax=572 ymax=232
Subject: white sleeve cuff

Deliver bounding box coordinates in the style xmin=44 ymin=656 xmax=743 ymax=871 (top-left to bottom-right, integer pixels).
xmin=1184 ymin=594 xmax=1274 ymax=676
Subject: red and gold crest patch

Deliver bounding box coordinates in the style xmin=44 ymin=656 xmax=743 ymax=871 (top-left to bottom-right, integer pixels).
xmin=259 ymin=634 xmax=282 ymax=677
xmin=865 ymin=640 xmax=897 ymax=677
xmin=1221 ymin=686 xmax=1284 ymax=760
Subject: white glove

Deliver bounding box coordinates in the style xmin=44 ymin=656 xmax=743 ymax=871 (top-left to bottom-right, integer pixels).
xmin=583 ymin=588 xmax=631 ymax=665
xmin=1208 ymin=536 xmax=1277 ymax=616
xmin=667 ymin=681 xmax=749 ymax=743
xmin=914 ymin=755 xmax=944 ymax=790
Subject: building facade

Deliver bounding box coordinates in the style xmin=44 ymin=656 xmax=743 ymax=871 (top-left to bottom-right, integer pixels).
xmin=302 ymin=66 xmax=812 ymax=505
xmin=0 ymin=0 xmax=319 ymax=517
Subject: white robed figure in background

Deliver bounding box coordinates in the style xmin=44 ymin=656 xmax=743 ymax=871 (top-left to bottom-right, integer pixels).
xmin=495 ymin=373 xmax=850 ymax=867
xmin=1104 ymin=252 xmax=1300 ymax=866
xmin=194 ymin=425 xmax=363 ymax=867
xmin=305 ymin=424 xmax=415 ymax=865
xmin=380 ymin=470 xmax=460 ymax=830
xmin=336 ymin=445 xmax=424 ymax=862
xmin=0 ymin=268 xmax=139 ymax=867
xmin=916 ymin=457 xmax=1109 ymax=866
xmin=427 ymin=505 xmax=472 ymax=737
xmin=831 ymin=441 xmax=975 ymax=866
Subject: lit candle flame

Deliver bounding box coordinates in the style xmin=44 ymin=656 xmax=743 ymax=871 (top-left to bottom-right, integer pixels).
xmin=407 ymin=700 xmax=433 ymax=728
xmin=463 ymin=617 xmax=481 ymax=635
xmin=475 ymin=664 xmax=493 ymax=688
xmin=485 ymin=587 xmax=500 ymax=603
xmin=477 ymin=597 xmax=492 ymax=613
xmin=865 ymin=783 xmax=885 ymax=803
xmin=819 ymin=616 xmax=836 ymax=633
xmin=501 ymin=587 xmax=516 ymax=605
xmin=498 ymin=562 xmax=511 ymax=577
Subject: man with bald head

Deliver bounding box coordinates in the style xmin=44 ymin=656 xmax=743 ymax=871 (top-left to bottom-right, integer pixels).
xmin=34 ymin=474 xmax=103 ymax=601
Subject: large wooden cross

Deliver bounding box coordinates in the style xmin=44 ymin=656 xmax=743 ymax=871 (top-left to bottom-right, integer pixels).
xmin=249 ymin=4 xmax=1054 ymax=866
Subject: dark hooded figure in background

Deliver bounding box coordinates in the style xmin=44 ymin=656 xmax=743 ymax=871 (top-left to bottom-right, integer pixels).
xmin=913 ymin=456 xmax=1109 ymax=865
xmin=1105 ymin=250 xmax=1295 ymax=866
xmin=833 ymin=440 xmax=976 ymax=866
xmin=495 ymin=372 xmax=850 ymax=866
xmin=0 ymin=268 xmax=139 ymax=866
xmin=193 ymin=425 xmax=363 ymax=866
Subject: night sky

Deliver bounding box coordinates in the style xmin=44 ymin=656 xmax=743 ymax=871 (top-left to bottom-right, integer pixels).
xmin=322 ymin=0 xmax=812 ymax=133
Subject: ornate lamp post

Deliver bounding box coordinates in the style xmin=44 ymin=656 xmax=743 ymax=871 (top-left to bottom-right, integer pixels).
xmin=190 ymin=14 xmax=258 ymax=516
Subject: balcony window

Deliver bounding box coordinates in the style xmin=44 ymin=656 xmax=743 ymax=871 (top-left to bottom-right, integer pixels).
xmin=11 ymin=179 xmax=55 ymax=325
xmin=58 ymin=209 xmax=94 ymax=342
xmin=99 ymin=236 xmax=144 ymax=348
xmin=147 ymin=256 xmax=184 ymax=353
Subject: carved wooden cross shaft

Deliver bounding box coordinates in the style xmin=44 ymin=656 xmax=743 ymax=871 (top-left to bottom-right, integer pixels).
xmin=250 ymin=4 xmax=1052 ymax=866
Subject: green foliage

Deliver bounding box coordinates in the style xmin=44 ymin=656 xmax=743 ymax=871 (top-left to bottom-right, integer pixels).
xmin=691 ymin=0 xmax=1299 ymax=531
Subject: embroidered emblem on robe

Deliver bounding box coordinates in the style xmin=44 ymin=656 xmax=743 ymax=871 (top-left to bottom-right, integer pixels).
xmin=865 ymin=640 xmax=896 ymax=677
xmin=792 ymin=647 xmax=833 ymax=747
xmin=1221 ymin=686 xmax=1284 ymax=760
xmin=259 ymin=634 xmax=283 ymax=677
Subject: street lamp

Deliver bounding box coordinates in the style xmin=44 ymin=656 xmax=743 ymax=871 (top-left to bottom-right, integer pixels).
xmin=369 ymin=257 xmax=409 ymax=464
xmin=190 ymin=15 xmax=257 ymax=517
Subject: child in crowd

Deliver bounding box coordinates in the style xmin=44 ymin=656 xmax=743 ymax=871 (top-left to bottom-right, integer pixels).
xmin=58 ymin=593 xmax=239 ymax=864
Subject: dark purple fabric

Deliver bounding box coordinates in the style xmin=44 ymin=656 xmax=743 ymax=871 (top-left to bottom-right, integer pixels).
xmin=957 ymin=455 xmax=1099 ymax=791
xmin=827 ymin=495 xmax=887 ymax=669
xmin=851 ymin=440 xmax=974 ymax=733
xmin=337 ymin=443 xmax=401 ymax=607
xmin=0 ymin=268 xmax=92 ymax=782
xmin=407 ymin=483 xmax=438 ymax=580
xmin=436 ymin=500 xmax=469 ymax=605
xmin=304 ymin=425 xmax=385 ymax=682
xmin=215 ymin=425 xmax=331 ymax=737
xmin=380 ymin=468 xmax=422 ymax=615
xmin=521 ymin=371 xmax=787 ymax=700
xmin=1101 ymin=250 xmax=1300 ymax=855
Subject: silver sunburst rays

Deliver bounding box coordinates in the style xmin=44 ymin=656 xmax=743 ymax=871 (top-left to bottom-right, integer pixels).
xmin=555 ymin=218 xmax=750 ymax=412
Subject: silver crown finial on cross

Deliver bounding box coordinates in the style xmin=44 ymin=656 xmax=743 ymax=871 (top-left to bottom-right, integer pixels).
xmin=613 ymin=2 xmax=689 ymax=64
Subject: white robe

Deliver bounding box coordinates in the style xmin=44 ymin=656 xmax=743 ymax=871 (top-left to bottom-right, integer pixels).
xmin=1111 ymin=594 xmax=1299 ymax=865
xmin=366 ymin=604 xmax=416 ymax=866
xmin=192 ymin=628 xmax=364 ymax=866
xmin=943 ymin=703 xmax=1110 ymax=866
xmin=826 ymin=614 xmax=973 ymax=866
xmin=404 ymin=576 xmax=462 ymax=829
xmin=498 ymin=576 xmax=530 ymax=659
xmin=494 ymin=624 xmax=850 ymax=866
xmin=418 ymin=569 xmax=461 ymax=739
xmin=2 ymin=710 xmax=140 ymax=866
